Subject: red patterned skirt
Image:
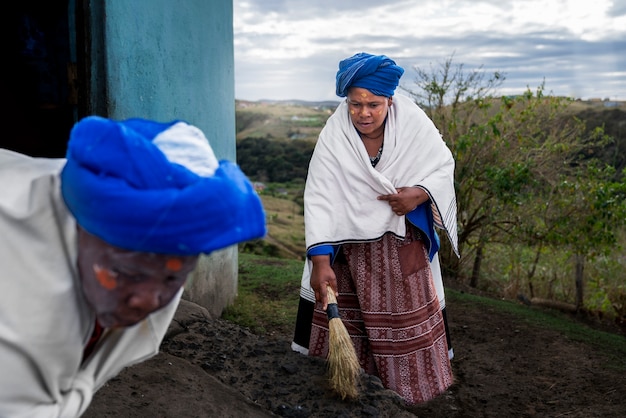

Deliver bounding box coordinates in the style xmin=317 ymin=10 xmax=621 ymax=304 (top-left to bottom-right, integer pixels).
xmin=308 ymin=227 xmax=453 ymax=404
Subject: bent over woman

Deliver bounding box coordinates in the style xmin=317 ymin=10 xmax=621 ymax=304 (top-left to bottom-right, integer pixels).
xmin=292 ymin=52 xmax=459 ymax=404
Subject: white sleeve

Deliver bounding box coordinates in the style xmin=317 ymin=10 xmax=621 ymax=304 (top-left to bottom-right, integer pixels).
xmin=430 ymin=252 xmax=446 ymax=309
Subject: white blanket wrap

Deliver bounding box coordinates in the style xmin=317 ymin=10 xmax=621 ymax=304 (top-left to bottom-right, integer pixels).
xmin=299 ymin=94 xmax=459 ymax=313
xmin=293 ymin=95 xmax=459 ymax=356
xmin=304 ymin=94 xmax=458 ymax=253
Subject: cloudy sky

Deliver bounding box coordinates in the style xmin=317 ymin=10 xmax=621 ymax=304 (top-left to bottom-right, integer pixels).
xmin=233 ymin=0 xmax=626 ymax=102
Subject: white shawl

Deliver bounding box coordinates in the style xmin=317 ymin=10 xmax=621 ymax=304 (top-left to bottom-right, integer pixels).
xmin=292 ymin=96 xmax=459 ymax=356
xmin=304 ymin=94 xmax=458 ymax=254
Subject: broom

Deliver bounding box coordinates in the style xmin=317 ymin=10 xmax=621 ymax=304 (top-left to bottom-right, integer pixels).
xmin=326 ymin=285 xmax=360 ymax=400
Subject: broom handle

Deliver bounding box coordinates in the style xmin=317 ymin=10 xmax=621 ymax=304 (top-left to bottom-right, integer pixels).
xmin=327 ymin=285 xmax=338 ymax=304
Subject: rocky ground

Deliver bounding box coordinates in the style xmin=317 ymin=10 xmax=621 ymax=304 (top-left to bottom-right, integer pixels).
xmin=84 ymin=288 xmax=625 ymax=418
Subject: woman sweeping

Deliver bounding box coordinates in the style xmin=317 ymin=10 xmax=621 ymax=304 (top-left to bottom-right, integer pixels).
xmin=292 ymin=52 xmax=459 ymax=404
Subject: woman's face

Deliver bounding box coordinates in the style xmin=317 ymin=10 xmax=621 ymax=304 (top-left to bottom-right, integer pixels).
xmin=346 ymin=87 xmax=392 ymax=136
xmin=77 ymin=228 xmax=199 ymax=328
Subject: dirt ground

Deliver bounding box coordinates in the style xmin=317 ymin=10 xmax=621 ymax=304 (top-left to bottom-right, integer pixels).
xmin=84 ymin=285 xmax=626 ymax=418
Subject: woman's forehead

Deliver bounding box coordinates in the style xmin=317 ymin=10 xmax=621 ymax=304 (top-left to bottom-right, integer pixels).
xmin=347 ymin=87 xmax=386 ymax=101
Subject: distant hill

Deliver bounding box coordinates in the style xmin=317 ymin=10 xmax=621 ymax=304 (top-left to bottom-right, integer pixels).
xmin=237 ymin=99 xmax=341 ymax=108
xmin=235 ymin=100 xmax=337 ymax=142
xmin=235 ymin=98 xmax=625 ymax=175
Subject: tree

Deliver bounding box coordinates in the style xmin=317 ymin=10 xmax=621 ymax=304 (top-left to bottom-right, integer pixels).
xmin=236 ymin=137 xmax=316 ymax=183
xmin=403 ymin=56 xmax=618 ymax=296
xmin=534 ymin=163 xmax=626 ymax=309
xmin=402 ymin=56 xmax=505 ymax=277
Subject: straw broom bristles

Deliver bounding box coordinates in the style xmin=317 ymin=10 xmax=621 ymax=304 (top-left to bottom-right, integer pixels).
xmin=326 ymin=285 xmax=360 ymax=400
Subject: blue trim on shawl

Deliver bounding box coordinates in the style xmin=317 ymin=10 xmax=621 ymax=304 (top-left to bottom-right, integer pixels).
xmin=307 ymin=244 xmax=336 ymax=260
xmin=407 ymin=202 xmax=440 ymax=261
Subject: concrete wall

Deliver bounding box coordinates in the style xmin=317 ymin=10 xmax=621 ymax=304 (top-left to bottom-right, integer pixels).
xmin=95 ymin=0 xmax=238 ymax=316
xmin=101 ymin=0 xmax=236 ymax=160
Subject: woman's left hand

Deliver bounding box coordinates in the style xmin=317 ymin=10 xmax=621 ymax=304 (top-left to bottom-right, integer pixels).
xmin=377 ymin=186 xmax=428 ymax=216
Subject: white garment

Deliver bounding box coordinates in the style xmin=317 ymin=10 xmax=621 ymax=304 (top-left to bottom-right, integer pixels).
xmin=295 ymin=96 xmax=458 ymax=357
xmin=304 ymin=94 xmax=458 ymax=254
xmin=0 ymin=149 xmax=182 ymax=418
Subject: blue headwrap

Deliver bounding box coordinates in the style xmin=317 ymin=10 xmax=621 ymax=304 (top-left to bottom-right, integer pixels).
xmin=61 ymin=116 xmax=266 ymax=255
xmin=335 ymin=52 xmax=404 ymax=98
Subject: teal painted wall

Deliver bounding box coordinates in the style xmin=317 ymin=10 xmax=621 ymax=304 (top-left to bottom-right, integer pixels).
xmin=102 ymin=0 xmax=235 ymax=160
xmin=90 ymin=0 xmax=238 ymax=316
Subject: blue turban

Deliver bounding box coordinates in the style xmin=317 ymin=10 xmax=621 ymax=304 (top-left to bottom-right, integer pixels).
xmin=61 ymin=116 xmax=266 ymax=255
xmin=335 ymin=52 xmax=404 ymax=98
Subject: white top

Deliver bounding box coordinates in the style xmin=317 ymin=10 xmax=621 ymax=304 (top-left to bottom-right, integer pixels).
xmin=304 ymin=94 xmax=458 ymax=254
xmin=0 ymin=149 xmax=181 ymax=417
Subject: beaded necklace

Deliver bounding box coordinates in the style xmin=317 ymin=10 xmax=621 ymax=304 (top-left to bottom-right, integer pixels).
xmin=370 ymin=141 xmax=383 ymax=167
xmin=356 ymin=118 xmax=386 ymax=168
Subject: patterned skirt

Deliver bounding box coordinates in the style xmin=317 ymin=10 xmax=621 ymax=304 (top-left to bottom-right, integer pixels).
xmin=308 ymin=227 xmax=453 ymax=404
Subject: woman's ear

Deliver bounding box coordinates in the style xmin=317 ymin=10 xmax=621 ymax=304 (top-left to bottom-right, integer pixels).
xmin=388 ymin=97 xmax=393 ymax=106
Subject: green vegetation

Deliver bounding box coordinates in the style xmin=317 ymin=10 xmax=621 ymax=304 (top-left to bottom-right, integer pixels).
xmin=223 ymin=253 xmax=303 ymax=335
xmin=402 ymin=56 xmax=626 ymax=317
xmin=234 ymin=57 xmax=626 ymax=321
xmin=236 ymin=137 xmax=315 ymax=183
xmin=239 ymin=188 xmax=306 ymax=259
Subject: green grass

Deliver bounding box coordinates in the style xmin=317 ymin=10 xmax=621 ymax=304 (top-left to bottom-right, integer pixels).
xmin=222 ymin=253 xmax=303 ymax=336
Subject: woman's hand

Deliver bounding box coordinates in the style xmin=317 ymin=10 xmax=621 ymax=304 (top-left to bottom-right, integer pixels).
xmin=310 ymin=255 xmax=336 ymax=310
xmin=377 ymin=186 xmax=428 ymax=216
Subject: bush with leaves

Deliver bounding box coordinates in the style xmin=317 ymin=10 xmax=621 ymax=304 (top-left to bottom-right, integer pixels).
xmin=404 ymin=55 xmax=626 ymax=315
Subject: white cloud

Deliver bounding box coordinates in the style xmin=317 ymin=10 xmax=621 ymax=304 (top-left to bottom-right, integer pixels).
xmin=234 ymin=0 xmax=626 ymax=101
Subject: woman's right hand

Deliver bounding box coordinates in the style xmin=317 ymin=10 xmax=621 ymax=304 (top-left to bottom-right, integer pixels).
xmin=310 ymin=255 xmax=336 ymax=311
